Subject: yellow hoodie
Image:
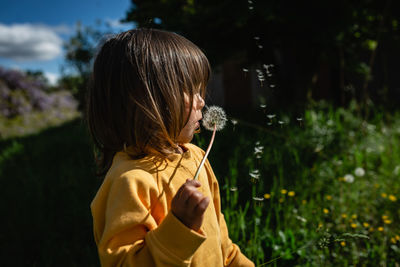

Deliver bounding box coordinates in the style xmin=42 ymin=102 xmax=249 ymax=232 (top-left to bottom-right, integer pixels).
xmin=91 ymin=143 xmax=254 ymax=267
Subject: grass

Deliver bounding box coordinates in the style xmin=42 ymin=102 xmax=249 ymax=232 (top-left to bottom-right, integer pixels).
xmin=0 ymin=101 xmax=399 ymax=266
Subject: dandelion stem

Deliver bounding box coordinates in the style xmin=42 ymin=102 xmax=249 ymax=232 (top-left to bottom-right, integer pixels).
xmin=194 ymin=124 xmax=216 ymax=180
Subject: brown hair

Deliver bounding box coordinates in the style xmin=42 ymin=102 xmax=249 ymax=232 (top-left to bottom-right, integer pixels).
xmin=86 ymin=28 xmax=210 ymax=175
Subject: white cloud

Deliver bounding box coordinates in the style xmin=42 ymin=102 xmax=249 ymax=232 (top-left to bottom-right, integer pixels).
xmin=105 ymin=18 xmax=133 ymax=31
xmin=0 ymin=23 xmax=63 ymax=61
xmin=44 ymin=72 xmax=59 ymax=85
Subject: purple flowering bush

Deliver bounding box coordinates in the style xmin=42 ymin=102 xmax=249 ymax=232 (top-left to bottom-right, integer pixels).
xmin=0 ymin=66 xmax=79 ymax=138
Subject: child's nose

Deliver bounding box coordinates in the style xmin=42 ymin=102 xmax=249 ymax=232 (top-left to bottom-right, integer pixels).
xmin=197 ymin=94 xmax=205 ymax=109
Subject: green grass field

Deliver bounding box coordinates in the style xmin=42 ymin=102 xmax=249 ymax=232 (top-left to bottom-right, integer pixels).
xmin=1 ymin=102 xmax=399 ymax=266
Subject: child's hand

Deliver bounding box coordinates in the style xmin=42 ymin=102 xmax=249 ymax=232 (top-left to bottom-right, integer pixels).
xmin=171 ymin=179 xmax=210 ymax=232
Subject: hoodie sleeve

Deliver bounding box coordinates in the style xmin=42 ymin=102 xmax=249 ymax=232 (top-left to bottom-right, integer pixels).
xmin=91 ymin=170 xmax=206 ymax=267
xmin=204 ymin=160 xmax=255 ymax=267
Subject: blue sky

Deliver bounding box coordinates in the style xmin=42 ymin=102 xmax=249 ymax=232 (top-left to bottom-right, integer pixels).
xmin=0 ymin=0 xmax=134 ymax=84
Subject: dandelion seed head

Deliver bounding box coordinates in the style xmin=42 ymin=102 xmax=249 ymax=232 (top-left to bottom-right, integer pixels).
xmin=344 ymin=174 xmax=355 ymax=183
xmin=231 ymin=119 xmax=238 ymax=125
xmin=354 ymin=167 xmax=365 ymax=177
xmin=202 ymin=106 xmax=227 ymax=131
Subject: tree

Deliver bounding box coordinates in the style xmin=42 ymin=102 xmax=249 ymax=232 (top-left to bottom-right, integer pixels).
xmin=124 ymin=0 xmax=400 ymax=111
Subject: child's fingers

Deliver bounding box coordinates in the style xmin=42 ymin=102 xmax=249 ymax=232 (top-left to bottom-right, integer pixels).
xmin=186 ymin=190 xmax=204 ymax=209
xmin=194 ymin=196 xmax=210 ymax=215
xmin=185 ymin=178 xmax=201 ymax=187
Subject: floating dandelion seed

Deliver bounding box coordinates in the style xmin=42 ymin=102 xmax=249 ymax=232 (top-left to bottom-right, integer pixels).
xmin=260 ymin=104 xmax=266 ymax=109
xmin=242 ymin=68 xmax=249 ymax=72
xmin=230 ymin=187 xmax=238 ymax=192
xmin=254 ymin=36 xmax=260 ymax=40
xmin=253 ymin=197 xmax=264 ymax=201
xmin=269 ymin=84 xmax=276 ymax=88
xmin=296 ymin=215 xmax=307 ymax=223
xmin=258 ymin=45 xmax=263 ymax=49
xmin=193 ymin=106 xmax=227 ymax=180
xmin=248 ymin=6 xmax=254 ymax=10
xmin=267 ymin=114 xmax=276 ymax=120
xmin=278 ymin=120 xmax=285 ymax=125
xmin=267 ymin=122 xmax=272 ymax=126
xmin=231 ymin=119 xmax=238 ymax=125
xmin=249 ymin=169 xmax=260 ymax=182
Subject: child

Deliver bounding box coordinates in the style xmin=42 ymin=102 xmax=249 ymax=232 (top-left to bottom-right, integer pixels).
xmin=88 ymin=28 xmax=254 ymax=267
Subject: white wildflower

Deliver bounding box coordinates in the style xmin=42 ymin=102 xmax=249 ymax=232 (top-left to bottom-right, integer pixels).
xmin=267 ymin=114 xmax=276 ymax=119
xmin=354 ymin=167 xmax=365 ymax=177
xmin=202 ymin=106 xmax=227 ymax=131
xmin=344 ymin=174 xmax=355 ymax=183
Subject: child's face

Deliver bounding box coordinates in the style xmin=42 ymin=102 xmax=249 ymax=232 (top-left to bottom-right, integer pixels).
xmin=176 ymin=93 xmax=205 ymax=144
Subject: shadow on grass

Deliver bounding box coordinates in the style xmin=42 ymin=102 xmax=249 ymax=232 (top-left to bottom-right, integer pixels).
xmin=0 ymin=119 xmax=101 ymax=266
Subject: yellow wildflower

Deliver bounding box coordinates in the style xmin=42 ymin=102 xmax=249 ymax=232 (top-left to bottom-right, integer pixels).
xmin=279 ymin=198 xmax=284 ymax=203
xmin=369 ymin=227 xmax=374 ymax=232
xmin=264 ymin=193 xmax=271 ymax=199
xmin=382 ymin=215 xmax=389 ymax=220
xmin=340 ymin=241 xmax=346 ymax=247
xmin=302 ymin=199 xmax=307 ymax=205
xmin=326 ymin=195 xmax=332 ymax=200
xmin=391 ymin=237 xmax=397 ymax=244
xmin=288 ymin=191 xmax=295 ymax=197
xmin=384 ymin=219 xmax=392 ymax=224
xmin=351 ymin=223 xmax=357 ymax=228
xmin=395 ymin=235 xmax=400 ymax=241
xmin=378 ymin=227 xmax=384 ymax=232
xmin=281 ymin=189 xmax=287 ymax=195
xmin=363 ymin=222 xmax=370 ymax=228
xmin=381 ymin=193 xmax=387 ymax=198
xmin=352 ymin=214 xmax=357 ymax=219
xmin=323 ymin=208 xmax=329 ymax=214
xmin=389 ymin=195 xmax=397 ymax=202
xmin=318 ymin=223 xmax=323 ymax=228
xmin=341 ymin=214 xmax=348 ymax=219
